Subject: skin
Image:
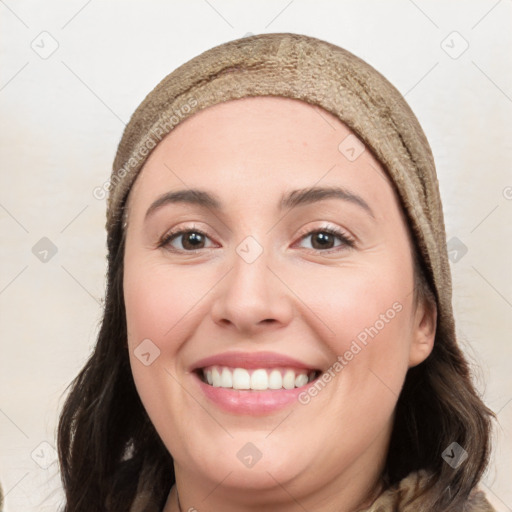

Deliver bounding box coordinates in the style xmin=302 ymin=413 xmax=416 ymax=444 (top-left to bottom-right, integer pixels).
xmin=123 ymin=97 xmax=437 ymax=512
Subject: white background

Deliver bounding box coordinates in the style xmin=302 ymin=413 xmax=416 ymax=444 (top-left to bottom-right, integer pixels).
xmin=0 ymin=1 xmax=511 ymax=510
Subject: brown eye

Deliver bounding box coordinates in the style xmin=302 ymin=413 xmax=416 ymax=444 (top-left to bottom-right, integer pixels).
xmin=310 ymin=232 xmax=336 ymax=250
xmin=179 ymin=231 xmax=206 ymax=250
xmin=160 ymin=229 xmax=215 ymax=252
xmin=297 ymin=227 xmax=355 ymax=252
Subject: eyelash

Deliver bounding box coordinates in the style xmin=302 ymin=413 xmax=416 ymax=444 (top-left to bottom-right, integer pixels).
xmin=158 ymin=224 xmax=355 ymax=255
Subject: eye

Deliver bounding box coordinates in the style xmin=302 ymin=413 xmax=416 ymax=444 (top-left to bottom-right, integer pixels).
xmin=159 ymin=227 xmax=216 ymax=252
xmin=296 ymin=226 xmax=355 ymax=252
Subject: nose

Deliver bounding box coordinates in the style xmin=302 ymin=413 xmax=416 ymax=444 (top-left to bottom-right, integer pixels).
xmin=209 ymin=245 xmax=295 ymax=336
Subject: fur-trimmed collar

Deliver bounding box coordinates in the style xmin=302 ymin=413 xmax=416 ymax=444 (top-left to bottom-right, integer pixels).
xmin=361 ymin=470 xmax=495 ymax=511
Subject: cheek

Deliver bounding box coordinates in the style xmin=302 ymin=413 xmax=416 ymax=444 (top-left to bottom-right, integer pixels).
xmin=123 ymin=259 xmax=213 ymax=454
xmin=123 ymin=256 xmax=229 ymax=424
xmin=124 ymin=259 xmax=208 ymax=349
xmin=301 ymin=261 xmax=412 ymax=343
xmin=123 ymin=256 xmax=190 ymax=385
xmin=293 ymin=259 xmax=414 ymax=396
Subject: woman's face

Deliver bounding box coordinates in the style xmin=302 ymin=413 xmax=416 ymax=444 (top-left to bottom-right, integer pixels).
xmin=123 ymin=97 xmax=435 ymax=507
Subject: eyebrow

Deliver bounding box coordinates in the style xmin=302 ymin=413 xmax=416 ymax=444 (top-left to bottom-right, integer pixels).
xmin=145 ymin=185 xmax=374 ymax=220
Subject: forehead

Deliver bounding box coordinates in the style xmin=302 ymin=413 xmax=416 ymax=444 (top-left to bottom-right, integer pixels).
xmin=126 ymin=96 xmax=396 ymax=217
xmin=159 ymin=96 xmax=356 ymax=159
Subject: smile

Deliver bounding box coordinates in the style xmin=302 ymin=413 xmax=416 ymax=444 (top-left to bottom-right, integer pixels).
xmin=191 ymin=351 xmax=324 ymax=414
xmin=200 ymin=366 xmax=319 ymax=391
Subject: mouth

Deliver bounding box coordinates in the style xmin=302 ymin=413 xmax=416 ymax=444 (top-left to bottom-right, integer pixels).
xmin=196 ymin=366 xmax=321 ymax=391
xmin=190 ymin=351 xmax=324 ymax=413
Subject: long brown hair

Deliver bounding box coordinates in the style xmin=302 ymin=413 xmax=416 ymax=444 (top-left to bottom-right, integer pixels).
xmin=57 ymin=204 xmax=495 ymax=511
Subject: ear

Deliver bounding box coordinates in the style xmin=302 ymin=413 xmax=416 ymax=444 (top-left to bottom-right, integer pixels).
xmin=408 ymin=297 xmax=437 ymax=368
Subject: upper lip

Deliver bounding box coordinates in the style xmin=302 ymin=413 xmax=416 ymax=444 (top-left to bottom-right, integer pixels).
xmin=191 ymin=351 xmax=319 ymax=371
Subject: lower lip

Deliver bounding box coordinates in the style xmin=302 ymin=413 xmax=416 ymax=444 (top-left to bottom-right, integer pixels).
xmin=194 ymin=373 xmax=314 ymax=415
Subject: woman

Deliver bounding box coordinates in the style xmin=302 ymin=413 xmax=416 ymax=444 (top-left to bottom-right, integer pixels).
xmin=58 ymin=33 xmax=495 ymax=511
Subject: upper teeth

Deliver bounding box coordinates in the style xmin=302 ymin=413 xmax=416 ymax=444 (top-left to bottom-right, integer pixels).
xmin=202 ymin=366 xmax=316 ymax=391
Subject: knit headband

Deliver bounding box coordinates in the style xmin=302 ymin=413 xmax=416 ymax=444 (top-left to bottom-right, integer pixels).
xmin=107 ymin=32 xmax=455 ymax=351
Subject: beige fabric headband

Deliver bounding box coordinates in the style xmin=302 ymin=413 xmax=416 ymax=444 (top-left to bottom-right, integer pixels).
xmin=107 ymin=32 xmax=455 ymax=351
